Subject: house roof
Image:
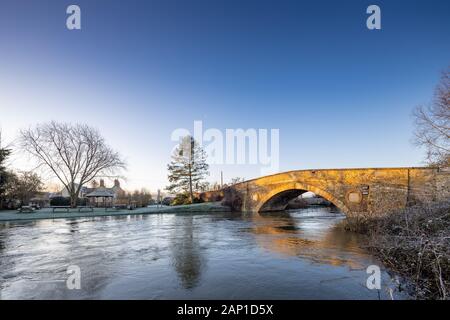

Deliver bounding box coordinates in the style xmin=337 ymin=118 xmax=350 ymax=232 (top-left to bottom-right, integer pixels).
xmin=85 ymin=188 xmax=114 ymax=198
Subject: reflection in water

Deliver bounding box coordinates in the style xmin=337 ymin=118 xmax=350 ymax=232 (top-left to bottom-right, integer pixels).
xmin=170 ymin=216 xmax=205 ymax=289
xmin=248 ymin=208 xmax=368 ymax=269
xmin=0 ymin=208 xmax=410 ymax=299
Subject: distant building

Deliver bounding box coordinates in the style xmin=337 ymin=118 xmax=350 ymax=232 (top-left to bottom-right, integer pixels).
xmin=57 ymin=179 xmax=125 ymax=207
xmin=85 ymin=179 xmax=125 ymax=207
xmin=60 ymin=184 xmax=89 ymax=198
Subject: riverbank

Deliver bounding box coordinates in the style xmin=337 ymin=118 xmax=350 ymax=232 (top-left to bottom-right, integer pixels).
xmin=0 ymin=202 xmax=230 ymax=222
xmin=340 ymin=201 xmax=450 ymax=300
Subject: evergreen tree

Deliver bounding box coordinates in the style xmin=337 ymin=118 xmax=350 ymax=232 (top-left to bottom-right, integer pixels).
xmin=0 ymin=132 xmax=12 ymax=208
xmin=166 ymin=136 xmax=209 ymax=203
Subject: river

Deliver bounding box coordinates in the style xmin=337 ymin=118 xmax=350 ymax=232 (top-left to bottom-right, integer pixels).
xmin=0 ymin=207 xmax=409 ymax=299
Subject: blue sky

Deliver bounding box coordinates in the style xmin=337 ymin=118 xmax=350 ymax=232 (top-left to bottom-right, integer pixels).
xmin=0 ymin=0 xmax=449 ymax=191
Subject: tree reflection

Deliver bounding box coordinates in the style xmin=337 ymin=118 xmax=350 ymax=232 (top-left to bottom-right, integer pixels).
xmin=170 ymin=215 xmax=205 ymax=289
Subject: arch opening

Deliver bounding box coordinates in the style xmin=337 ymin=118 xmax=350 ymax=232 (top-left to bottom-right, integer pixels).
xmin=259 ymin=189 xmax=307 ymax=212
xmin=256 ymin=184 xmax=351 ymax=215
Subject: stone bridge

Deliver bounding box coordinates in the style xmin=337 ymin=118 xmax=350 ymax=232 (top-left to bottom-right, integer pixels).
xmin=200 ymin=167 xmax=450 ymax=217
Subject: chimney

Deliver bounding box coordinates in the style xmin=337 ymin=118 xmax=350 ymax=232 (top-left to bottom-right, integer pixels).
xmin=114 ymin=179 xmax=120 ymax=188
xmin=100 ymin=179 xmax=105 ymax=188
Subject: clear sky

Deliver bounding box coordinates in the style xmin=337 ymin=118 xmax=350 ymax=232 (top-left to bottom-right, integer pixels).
xmin=0 ymin=0 xmax=449 ymax=191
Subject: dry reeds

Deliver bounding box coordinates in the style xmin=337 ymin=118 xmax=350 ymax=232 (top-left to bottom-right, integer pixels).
xmin=340 ymin=201 xmax=450 ymax=300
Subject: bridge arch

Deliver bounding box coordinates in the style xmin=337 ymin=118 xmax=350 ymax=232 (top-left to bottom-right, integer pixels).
xmin=255 ymin=182 xmax=351 ymax=215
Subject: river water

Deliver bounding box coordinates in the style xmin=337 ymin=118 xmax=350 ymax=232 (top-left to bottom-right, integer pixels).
xmin=0 ymin=207 xmax=409 ymax=299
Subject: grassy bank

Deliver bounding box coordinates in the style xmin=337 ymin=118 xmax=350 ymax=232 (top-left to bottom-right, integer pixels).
xmin=156 ymin=202 xmax=231 ymax=213
xmin=340 ymin=201 xmax=450 ymax=300
xmin=0 ymin=202 xmax=230 ymax=222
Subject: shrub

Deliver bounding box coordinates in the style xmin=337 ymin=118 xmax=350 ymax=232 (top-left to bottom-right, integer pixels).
xmin=192 ymin=196 xmax=204 ymax=204
xmin=161 ymin=197 xmax=174 ymax=206
xmin=76 ymin=197 xmax=87 ymax=206
xmin=50 ymin=196 xmax=70 ymax=206
xmin=340 ymin=201 xmax=450 ymax=300
xmin=171 ymin=193 xmax=190 ymax=206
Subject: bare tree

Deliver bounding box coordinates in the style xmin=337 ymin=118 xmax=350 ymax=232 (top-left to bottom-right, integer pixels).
xmin=20 ymin=122 xmax=126 ymax=207
xmin=413 ymin=68 xmax=450 ymax=167
xmin=230 ymin=177 xmax=245 ymax=185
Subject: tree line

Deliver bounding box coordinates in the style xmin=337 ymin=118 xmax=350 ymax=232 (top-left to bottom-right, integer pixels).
xmin=115 ymin=189 xmax=155 ymax=207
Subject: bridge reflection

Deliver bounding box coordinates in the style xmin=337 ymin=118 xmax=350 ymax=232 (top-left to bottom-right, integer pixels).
xmin=244 ymin=208 xmax=370 ymax=269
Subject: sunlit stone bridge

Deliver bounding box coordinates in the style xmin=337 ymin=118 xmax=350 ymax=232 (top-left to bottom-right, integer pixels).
xmin=200 ymin=167 xmax=450 ymax=217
